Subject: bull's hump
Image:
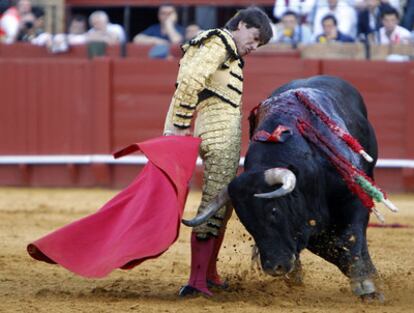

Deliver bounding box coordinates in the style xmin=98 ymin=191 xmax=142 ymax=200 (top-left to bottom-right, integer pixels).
xmin=261 ymin=88 xmax=344 ymax=126
xmin=258 ymin=88 xmax=318 ymax=121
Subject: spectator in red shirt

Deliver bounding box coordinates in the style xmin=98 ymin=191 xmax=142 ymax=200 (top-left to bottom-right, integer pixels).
xmin=0 ymin=0 xmax=32 ymax=44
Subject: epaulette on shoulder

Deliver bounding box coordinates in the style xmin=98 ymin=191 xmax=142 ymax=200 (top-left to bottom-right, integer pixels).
xmin=181 ymin=29 xmax=244 ymax=67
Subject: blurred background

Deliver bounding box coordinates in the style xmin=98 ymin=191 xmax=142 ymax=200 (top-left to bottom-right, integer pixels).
xmin=0 ymin=0 xmax=413 ymax=192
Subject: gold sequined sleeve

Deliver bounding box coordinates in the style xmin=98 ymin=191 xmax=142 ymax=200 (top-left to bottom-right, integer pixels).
xmin=164 ymin=36 xmax=228 ymax=133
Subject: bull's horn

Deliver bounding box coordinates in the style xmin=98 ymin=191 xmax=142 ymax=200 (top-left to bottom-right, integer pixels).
xmin=254 ymin=168 xmax=296 ymax=198
xmin=182 ymin=187 xmax=230 ymax=227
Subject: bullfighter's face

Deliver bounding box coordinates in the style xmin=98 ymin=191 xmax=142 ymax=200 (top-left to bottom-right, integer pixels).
xmin=232 ymin=21 xmax=261 ymax=56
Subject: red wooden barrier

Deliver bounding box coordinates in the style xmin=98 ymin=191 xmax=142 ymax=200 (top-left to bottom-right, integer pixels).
xmin=1 ymin=59 xmax=90 ymax=154
xmin=0 ymin=53 xmax=413 ymax=191
xmin=111 ymin=58 xmax=178 ymax=150
xmin=0 ymin=43 xmax=151 ymax=59
xmin=0 ymin=57 xmax=112 ymax=186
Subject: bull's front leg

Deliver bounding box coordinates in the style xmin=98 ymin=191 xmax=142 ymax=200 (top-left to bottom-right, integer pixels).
xmin=334 ymin=198 xmax=384 ymax=302
xmin=308 ymin=220 xmax=383 ymax=302
xmin=345 ymin=231 xmax=384 ymax=303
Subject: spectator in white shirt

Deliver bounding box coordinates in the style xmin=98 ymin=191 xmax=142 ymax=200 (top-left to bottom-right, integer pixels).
xmin=377 ymin=7 xmax=411 ymax=44
xmin=273 ymin=0 xmax=316 ymax=22
xmin=67 ymin=15 xmax=88 ymax=45
xmin=87 ymin=10 xmax=126 ymax=45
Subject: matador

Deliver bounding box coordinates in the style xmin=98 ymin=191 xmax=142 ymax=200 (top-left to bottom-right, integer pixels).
xmin=163 ymin=7 xmax=273 ymax=296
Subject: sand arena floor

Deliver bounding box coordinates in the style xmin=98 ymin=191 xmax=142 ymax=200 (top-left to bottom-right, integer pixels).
xmin=0 ymin=187 xmax=413 ymax=313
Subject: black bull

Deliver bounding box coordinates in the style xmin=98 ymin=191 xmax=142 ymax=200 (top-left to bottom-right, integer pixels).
xmin=185 ymin=75 xmax=386 ymax=300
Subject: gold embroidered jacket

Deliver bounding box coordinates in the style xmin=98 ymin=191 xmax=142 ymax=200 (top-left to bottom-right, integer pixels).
xmin=164 ymin=29 xmax=244 ymax=132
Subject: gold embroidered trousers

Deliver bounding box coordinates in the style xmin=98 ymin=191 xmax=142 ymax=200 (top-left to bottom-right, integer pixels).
xmin=193 ymin=96 xmax=242 ymax=239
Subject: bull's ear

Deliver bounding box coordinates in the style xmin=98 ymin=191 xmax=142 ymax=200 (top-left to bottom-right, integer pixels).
xmin=277 ymin=126 xmax=293 ymax=143
xmin=252 ymin=125 xmax=292 ymax=143
xmin=268 ymin=125 xmax=292 ymax=143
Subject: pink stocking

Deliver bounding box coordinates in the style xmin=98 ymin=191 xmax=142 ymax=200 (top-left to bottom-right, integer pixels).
xmin=180 ymin=232 xmax=217 ymax=296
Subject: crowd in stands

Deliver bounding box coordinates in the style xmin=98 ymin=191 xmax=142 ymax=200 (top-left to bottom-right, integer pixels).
xmin=271 ymin=0 xmax=414 ymax=44
xmin=1 ymin=0 xmax=414 ymax=55
xmin=0 ymin=1 xmax=202 ymax=57
xmin=0 ymin=0 xmax=129 ymax=52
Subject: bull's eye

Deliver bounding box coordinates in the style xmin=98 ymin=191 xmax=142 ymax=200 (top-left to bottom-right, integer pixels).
xmin=270 ymin=207 xmax=278 ymax=221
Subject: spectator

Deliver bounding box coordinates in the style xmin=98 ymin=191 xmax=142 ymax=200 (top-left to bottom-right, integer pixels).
xmin=377 ymin=7 xmax=411 ymax=44
xmin=402 ymin=0 xmax=414 ymax=30
xmin=18 ymin=6 xmax=45 ymax=43
xmin=273 ymin=0 xmax=316 ymax=22
xmin=16 ymin=11 xmax=34 ymax=41
xmin=0 ymin=0 xmax=32 ymax=44
xmin=67 ymin=14 xmax=87 ymax=45
xmin=315 ymin=14 xmax=355 ymax=42
xmin=354 ymin=0 xmax=402 ymax=12
xmin=272 ymin=10 xmax=313 ymax=44
xmin=34 ymin=14 xmax=88 ymax=53
xmin=185 ymin=23 xmax=202 ymax=42
xmin=133 ymin=5 xmax=185 ymax=45
xmin=87 ymin=10 xmax=125 ymax=44
xmin=313 ymin=0 xmax=357 ymax=38
xmin=357 ymin=0 xmax=394 ymax=42
xmin=147 ymin=22 xmax=200 ymax=59
xmin=43 ymin=14 xmax=88 ymax=52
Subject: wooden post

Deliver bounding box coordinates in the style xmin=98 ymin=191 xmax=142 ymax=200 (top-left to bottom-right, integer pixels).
xmin=31 ymin=0 xmax=65 ymax=34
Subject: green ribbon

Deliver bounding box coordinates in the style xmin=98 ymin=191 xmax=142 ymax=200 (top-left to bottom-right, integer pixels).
xmin=355 ymin=175 xmax=384 ymax=202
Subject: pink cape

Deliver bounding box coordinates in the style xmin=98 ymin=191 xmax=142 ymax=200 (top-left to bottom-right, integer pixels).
xmin=27 ymin=136 xmax=201 ymax=278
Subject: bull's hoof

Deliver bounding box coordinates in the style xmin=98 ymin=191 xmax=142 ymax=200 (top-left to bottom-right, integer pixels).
xmin=284 ymin=259 xmax=304 ymax=286
xmin=351 ymin=278 xmax=384 ymax=303
xmin=360 ymin=291 xmax=385 ymax=303
xmin=178 ymin=285 xmax=212 ymax=297
xmin=284 ymin=273 xmax=304 ymax=286
xmin=207 ymin=279 xmax=229 ymax=289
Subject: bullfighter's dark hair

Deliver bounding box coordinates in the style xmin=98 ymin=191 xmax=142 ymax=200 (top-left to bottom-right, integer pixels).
xmin=321 ymin=14 xmax=337 ymax=26
xmin=224 ymin=6 xmax=273 ymax=46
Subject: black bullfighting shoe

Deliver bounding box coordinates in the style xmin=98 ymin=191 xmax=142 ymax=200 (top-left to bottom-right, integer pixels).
xmin=178 ymin=285 xmax=212 ymax=297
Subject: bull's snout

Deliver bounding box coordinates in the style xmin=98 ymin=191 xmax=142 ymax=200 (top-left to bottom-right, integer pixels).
xmin=262 ymin=255 xmax=296 ymax=276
